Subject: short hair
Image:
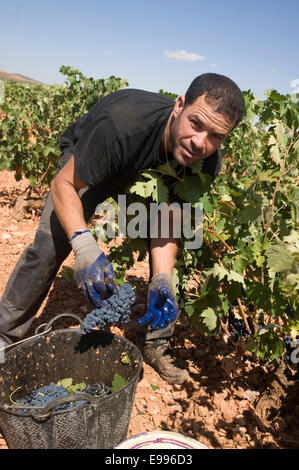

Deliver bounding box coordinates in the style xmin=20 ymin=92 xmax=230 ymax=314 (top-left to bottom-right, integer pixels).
xmin=185 ymin=73 xmax=245 ymax=129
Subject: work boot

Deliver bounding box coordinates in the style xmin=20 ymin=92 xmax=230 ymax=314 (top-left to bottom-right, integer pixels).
xmin=142 ymin=338 xmax=189 ymax=385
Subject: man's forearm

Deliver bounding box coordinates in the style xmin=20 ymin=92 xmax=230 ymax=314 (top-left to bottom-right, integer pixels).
xmin=150 ymin=203 xmax=181 ymax=277
xmin=50 ymin=156 xmax=88 ymax=239
xmin=150 ymin=238 xmax=179 ymax=276
xmin=51 ymin=180 xmax=87 ymax=239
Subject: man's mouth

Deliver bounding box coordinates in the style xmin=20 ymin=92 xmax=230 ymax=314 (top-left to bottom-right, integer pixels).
xmin=182 ymin=146 xmax=202 ymax=160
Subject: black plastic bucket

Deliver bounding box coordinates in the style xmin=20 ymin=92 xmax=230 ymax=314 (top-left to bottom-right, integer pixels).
xmin=0 ymin=325 xmax=143 ymax=449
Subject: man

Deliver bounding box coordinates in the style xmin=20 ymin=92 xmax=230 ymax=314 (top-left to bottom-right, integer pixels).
xmin=0 ymin=73 xmax=245 ymax=384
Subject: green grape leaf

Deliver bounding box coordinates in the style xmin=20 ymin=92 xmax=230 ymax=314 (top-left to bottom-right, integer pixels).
xmin=211 ymin=264 xmax=228 ymax=281
xmin=121 ymin=353 xmax=131 ymax=365
xmin=183 ymin=302 xmax=196 ymax=318
xmin=247 ymin=283 xmax=274 ymax=310
xmin=256 ymin=170 xmax=279 ymax=183
xmin=273 ymin=119 xmax=286 ymax=149
xmin=199 ymin=194 xmax=213 ymax=214
xmin=68 ymin=382 xmax=86 ymax=394
xmin=57 ymin=378 xmax=73 ymax=389
xmin=205 ymin=264 xmax=246 ymax=288
xmin=285 ymin=273 xmax=299 ymax=290
xmin=192 ymin=307 xmax=219 ymax=335
xmin=129 ymin=180 xmax=147 ymax=198
xmin=233 ymin=255 xmax=248 ymax=273
xmin=140 ymin=171 xmax=169 ymax=202
xmin=58 ymin=266 xmax=75 ymax=284
xmin=173 ymin=175 xmax=209 ymax=204
xmin=111 ymin=373 xmax=128 ymax=393
xmin=150 ymin=384 xmax=160 ymax=391
xmin=268 ymin=135 xmax=281 ymax=165
xmin=155 ymin=162 xmax=177 ymax=178
xmin=227 ymin=270 xmax=246 ymax=287
xmin=56 ymin=378 xmax=86 ymax=394
xmin=283 ymin=230 xmax=299 ymax=246
xmin=219 ymin=200 xmax=236 ymax=217
xmin=190 ymin=160 xmax=204 ymax=175
xmin=247 ymin=326 xmax=284 ymax=360
xmin=201 ymin=307 xmax=218 ymax=332
xmin=236 ymin=202 xmax=262 ymax=224
xmin=266 ymin=241 xmax=296 ymax=273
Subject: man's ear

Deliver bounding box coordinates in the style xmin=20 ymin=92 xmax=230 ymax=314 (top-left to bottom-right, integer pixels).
xmin=174 ymin=95 xmax=185 ymax=116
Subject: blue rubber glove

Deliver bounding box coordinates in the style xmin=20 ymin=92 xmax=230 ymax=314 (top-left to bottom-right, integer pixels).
xmin=70 ymin=230 xmax=116 ymax=307
xmin=138 ymin=273 xmax=178 ymax=329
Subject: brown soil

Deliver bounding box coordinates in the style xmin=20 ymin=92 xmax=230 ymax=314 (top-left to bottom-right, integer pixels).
xmin=0 ymin=170 xmax=298 ymax=450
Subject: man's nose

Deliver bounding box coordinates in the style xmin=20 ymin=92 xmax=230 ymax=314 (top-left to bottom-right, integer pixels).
xmin=191 ymin=131 xmax=208 ymax=151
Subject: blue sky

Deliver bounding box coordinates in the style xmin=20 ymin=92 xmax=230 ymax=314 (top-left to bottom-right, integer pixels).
xmin=1 ymin=0 xmax=298 ymax=100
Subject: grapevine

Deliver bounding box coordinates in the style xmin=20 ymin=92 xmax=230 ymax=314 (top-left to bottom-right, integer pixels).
xmin=118 ymin=88 xmax=299 ymax=364
xmin=0 ymin=66 xmax=128 ymax=187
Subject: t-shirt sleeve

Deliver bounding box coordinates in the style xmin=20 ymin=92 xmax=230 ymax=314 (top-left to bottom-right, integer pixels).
xmin=59 ymin=121 xmax=76 ymax=154
xmin=73 ymin=117 xmax=122 ymax=187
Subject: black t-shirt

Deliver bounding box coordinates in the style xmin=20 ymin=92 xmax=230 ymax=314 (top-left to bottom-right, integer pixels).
xmin=60 ymin=88 xmax=222 ymax=190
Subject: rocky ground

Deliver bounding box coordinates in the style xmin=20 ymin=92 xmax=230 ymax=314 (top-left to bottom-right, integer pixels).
xmin=0 ymin=170 xmax=298 ymax=450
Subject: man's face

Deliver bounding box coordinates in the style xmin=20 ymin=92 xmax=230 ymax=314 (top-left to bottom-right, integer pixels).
xmin=169 ymin=94 xmax=234 ymax=167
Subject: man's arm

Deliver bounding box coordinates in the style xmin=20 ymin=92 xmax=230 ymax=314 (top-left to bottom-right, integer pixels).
xmin=138 ymin=206 xmax=181 ymax=329
xmin=50 ymin=155 xmax=88 ymax=239
xmin=150 ymin=204 xmax=181 ymax=276
xmin=150 ymin=238 xmax=179 ymax=276
xmin=51 ymin=155 xmax=117 ymax=307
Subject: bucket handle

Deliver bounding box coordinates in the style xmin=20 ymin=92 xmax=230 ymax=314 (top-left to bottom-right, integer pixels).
xmin=34 ymin=312 xmax=83 ymax=335
xmin=29 ymin=393 xmax=97 ymax=420
xmin=0 ymin=313 xmax=83 ymax=353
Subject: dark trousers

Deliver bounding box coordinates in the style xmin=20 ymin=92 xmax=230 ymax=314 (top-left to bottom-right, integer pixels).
xmin=0 ymin=152 xmax=177 ymax=344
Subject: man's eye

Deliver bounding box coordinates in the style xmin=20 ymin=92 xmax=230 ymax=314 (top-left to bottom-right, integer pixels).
xmin=213 ymin=135 xmax=222 ymax=141
xmin=192 ymin=120 xmax=201 ymax=128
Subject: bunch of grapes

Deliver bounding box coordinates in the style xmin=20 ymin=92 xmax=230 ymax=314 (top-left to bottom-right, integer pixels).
xmin=81 ymin=283 xmax=136 ymax=334
xmin=228 ymin=306 xmax=255 ymax=342
xmin=15 ymin=382 xmax=73 ymax=413
xmin=14 ymin=381 xmax=112 ymax=414
xmin=285 ymin=305 xmax=295 ymax=320
xmin=83 ymin=382 xmax=111 ymax=398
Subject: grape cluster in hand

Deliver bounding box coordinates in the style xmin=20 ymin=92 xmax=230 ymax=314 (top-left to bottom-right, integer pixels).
xmin=15 ymin=382 xmax=112 ymax=414
xmin=81 ymin=283 xmax=136 ymax=334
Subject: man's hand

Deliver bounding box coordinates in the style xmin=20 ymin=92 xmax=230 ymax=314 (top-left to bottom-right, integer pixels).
xmin=138 ymin=273 xmax=178 ymax=329
xmin=70 ymin=230 xmax=116 ymax=307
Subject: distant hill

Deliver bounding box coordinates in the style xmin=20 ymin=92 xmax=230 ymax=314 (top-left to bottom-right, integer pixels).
xmin=0 ymin=70 xmax=44 ymax=85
